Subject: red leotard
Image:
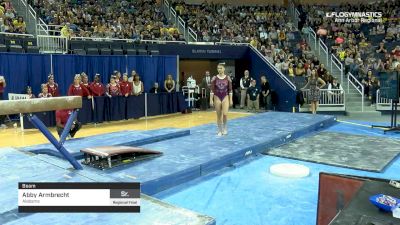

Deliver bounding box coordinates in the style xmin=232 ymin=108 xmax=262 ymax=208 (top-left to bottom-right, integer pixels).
xmin=47 ymin=83 xmax=60 ymax=97
xmin=211 ymin=75 xmax=232 ymax=101
xmin=107 ymin=83 xmax=121 ymax=96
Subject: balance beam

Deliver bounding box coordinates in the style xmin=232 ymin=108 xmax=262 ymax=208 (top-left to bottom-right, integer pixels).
xmin=0 ymin=96 xmax=82 ymax=115
xmin=0 ymin=96 xmax=83 ymax=170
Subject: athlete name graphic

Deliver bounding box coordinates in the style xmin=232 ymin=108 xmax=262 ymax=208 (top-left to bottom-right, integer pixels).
xmin=18 ymin=182 xmax=140 ymax=213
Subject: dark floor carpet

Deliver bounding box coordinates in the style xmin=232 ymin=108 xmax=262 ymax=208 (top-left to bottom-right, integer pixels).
xmin=264 ymin=132 xmax=400 ymax=172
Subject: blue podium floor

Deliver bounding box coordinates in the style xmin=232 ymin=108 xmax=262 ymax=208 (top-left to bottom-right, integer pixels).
xmin=155 ymin=120 xmax=400 ymax=225
xmin=1 ymin=112 xmax=341 ymax=224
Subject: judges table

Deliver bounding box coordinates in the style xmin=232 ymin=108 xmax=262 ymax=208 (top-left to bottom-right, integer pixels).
xmin=22 ymin=92 xmax=187 ymax=129
xmin=317 ymin=173 xmax=400 ymax=225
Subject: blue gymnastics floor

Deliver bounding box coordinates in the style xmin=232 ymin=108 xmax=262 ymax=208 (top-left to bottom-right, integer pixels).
xmin=25 ymin=112 xmax=335 ymax=195
xmin=154 ymin=121 xmax=400 ymax=225
xmin=0 ymin=147 xmax=214 ymax=225
xmin=1 ymin=112 xmax=336 ymax=225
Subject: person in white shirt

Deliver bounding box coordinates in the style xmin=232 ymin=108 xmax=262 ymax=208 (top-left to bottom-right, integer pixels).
xmin=328 ymin=78 xmax=344 ymax=103
xmin=131 ymin=75 xmax=144 ymax=96
xmin=200 ymin=71 xmax=212 ymax=105
xmin=239 ymin=70 xmax=252 ymax=109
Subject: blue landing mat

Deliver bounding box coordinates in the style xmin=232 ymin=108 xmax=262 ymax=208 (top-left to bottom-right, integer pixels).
xmin=20 ymin=128 xmax=190 ymax=159
xmin=35 ymin=112 xmax=336 ymax=196
xmin=155 ymin=122 xmax=400 ymax=225
xmin=0 ymin=148 xmax=215 ymax=225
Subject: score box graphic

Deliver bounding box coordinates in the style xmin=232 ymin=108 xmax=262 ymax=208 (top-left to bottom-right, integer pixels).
xmin=18 ymin=182 xmax=140 ymax=213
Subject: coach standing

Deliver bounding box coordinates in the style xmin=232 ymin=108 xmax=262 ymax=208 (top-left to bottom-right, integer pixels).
xmin=240 ymin=70 xmax=252 ymax=109
xmin=0 ymin=75 xmax=6 ymax=128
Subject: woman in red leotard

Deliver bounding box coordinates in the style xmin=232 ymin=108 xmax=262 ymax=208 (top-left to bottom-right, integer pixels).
xmin=106 ymin=76 xmax=121 ymax=97
xmin=210 ymin=63 xmax=233 ymax=136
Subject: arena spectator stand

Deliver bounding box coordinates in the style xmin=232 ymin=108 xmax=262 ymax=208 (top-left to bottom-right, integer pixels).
xmin=0 ymin=0 xmax=39 ymax=53
xmin=302 ymin=0 xmax=400 ymax=93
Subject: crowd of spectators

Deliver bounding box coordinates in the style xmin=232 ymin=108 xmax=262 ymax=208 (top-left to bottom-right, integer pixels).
xmin=0 ymin=0 xmax=27 ymax=33
xmin=300 ymin=0 xmax=400 ymax=103
xmin=3 ymin=0 xmax=399 ymax=106
xmin=30 ymin=0 xmax=183 ymax=41
xmin=172 ymin=1 xmax=296 ymax=46
xmin=169 ymin=1 xmax=340 ymax=96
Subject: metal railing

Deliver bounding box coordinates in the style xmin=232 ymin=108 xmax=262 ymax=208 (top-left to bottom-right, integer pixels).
xmin=376 ymin=90 xmax=400 ymax=111
xmin=70 ymin=36 xmax=186 ymax=45
xmin=163 ymin=0 xmax=170 ymax=18
xmin=141 ymin=40 xmax=186 ymax=44
xmin=249 ymin=45 xmax=296 ymax=91
xmin=319 ymin=39 xmax=329 ymax=65
xmin=309 ymin=29 xmax=317 ymax=51
xmin=347 ymin=72 xmax=364 ymax=112
xmin=300 ymin=89 xmax=345 ymax=111
xmin=290 ymin=2 xmax=299 ymax=29
xmin=36 ymin=18 xmax=49 ymax=35
xmin=331 ymin=54 xmax=344 ymax=84
xmin=70 ymin=36 xmax=132 ymax=42
xmin=161 ymin=0 xmax=193 ymax=41
xmin=163 ymin=0 xmax=194 ymax=41
xmin=0 ymin=31 xmax=34 ymax=38
xmin=215 ymin=42 xmax=249 ymax=46
xmin=37 ymin=35 xmax=68 ymax=53
xmin=177 ymin=16 xmax=186 ymax=39
xmin=188 ymin=27 xmax=198 ymax=42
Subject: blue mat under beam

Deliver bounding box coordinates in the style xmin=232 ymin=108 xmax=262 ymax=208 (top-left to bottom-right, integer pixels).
xmin=20 ymin=128 xmax=190 ymax=159
xmin=35 ymin=112 xmax=336 ymax=195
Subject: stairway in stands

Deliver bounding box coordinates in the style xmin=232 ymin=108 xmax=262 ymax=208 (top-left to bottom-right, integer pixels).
xmin=10 ymin=0 xmax=36 ymax=35
xmin=310 ymin=39 xmax=381 ymax=118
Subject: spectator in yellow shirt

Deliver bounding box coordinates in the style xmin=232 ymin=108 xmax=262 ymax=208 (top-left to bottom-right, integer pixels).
xmin=338 ymin=50 xmax=346 ymax=61
xmin=12 ymin=17 xmax=26 ymax=33
xmin=175 ymin=4 xmax=184 ymax=15
xmin=0 ymin=6 xmax=5 ymax=17
xmin=61 ymin=23 xmax=71 ymax=38
xmin=168 ymin=27 xmax=177 ymax=35
xmin=250 ymin=37 xmax=258 ymax=48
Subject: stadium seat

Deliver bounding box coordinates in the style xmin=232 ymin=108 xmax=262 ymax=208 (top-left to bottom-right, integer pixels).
xmin=4 ymin=37 xmax=21 ymax=46
xmin=135 ymin=44 xmax=147 ymax=50
xmin=147 ymin=44 xmax=159 ymax=51
xmin=70 ymin=40 xmax=85 ymax=51
xmin=0 ymin=34 xmax=5 ymax=45
xmin=150 ymin=50 xmax=160 ymax=55
xmin=110 ymin=42 xmax=123 ymax=50
xmin=86 ymin=48 xmax=99 ymax=55
xmin=0 ymin=44 xmax=7 ymax=52
xmin=73 ymin=49 xmax=86 ymax=55
xmin=26 ymin=47 xmax=40 ymax=53
xmin=137 ymin=49 xmax=147 ymax=55
xmin=84 ymin=41 xmax=99 ymax=50
xmin=112 ymin=49 xmax=124 ymax=55
xmin=23 ymin=38 xmax=40 ymax=53
xmin=100 ymin=48 xmax=112 ymax=55
xmin=8 ymin=45 xmax=24 ymax=53
xmin=126 ymin=49 xmax=137 ymax=55
xmin=97 ymin=42 xmax=112 ymax=49
xmin=122 ymin=42 xmax=135 ymax=51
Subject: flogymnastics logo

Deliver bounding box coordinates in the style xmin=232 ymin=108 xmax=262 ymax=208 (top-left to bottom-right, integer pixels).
xmin=325 ymin=12 xmax=383 ymax=23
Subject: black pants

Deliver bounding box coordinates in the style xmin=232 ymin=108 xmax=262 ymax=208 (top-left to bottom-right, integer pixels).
xmin=57 ymin=121 xmax=82 ymax=138
xmin=0 ymin=93 xmax=4 ymax=125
